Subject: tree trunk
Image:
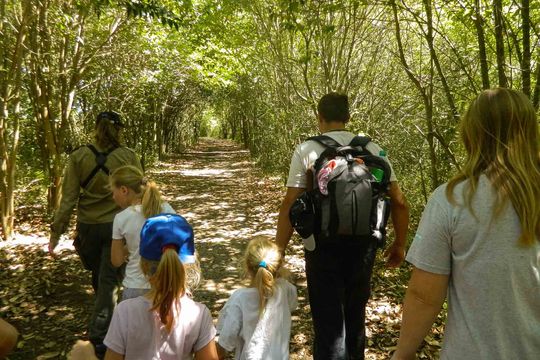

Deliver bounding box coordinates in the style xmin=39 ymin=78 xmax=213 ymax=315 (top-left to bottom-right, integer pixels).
xmin=521 ymin=0 xmax=531 ymax=96
xmin=493 ymin=0 xmax=508 ymax=87
xmin=474 ymin=0 xmax=490 ymax=89
xmin=391 ymin=0 xmax=439 ymax=189
xmin=0 ymin=0 xmax=31 ymax=239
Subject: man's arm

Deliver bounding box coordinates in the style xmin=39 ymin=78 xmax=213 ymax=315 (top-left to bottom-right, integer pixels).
xmin=385 ymin=181 xmax=409 ymax=267
xmin=275 ymin=187 xmax=306 ymax=253
xmin=391 ymin=267 xmax=449 ymax=360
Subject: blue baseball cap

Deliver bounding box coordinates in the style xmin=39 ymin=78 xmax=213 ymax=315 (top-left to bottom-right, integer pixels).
xmin=139 ymin=213 xmax=195 ymax=264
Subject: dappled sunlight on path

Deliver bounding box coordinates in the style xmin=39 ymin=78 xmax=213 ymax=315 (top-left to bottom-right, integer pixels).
xmin=0 ymin=138 xmax=437 ymax=359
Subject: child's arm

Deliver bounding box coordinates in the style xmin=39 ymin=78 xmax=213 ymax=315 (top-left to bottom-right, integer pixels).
xmin=111 ymin=238 xmax=127 ymax=268
xmin=104 ymin=349 xmax=124 ymax=360
xmin=194 ymin=339 xmax=219 ymax=360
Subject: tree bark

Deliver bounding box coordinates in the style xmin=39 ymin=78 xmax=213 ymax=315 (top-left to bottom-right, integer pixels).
xmin=474 ymin=0 xmax=490 ymax=89
xmin=521 ymin=0 xmax=531 ymax=96
xmin=390 ymin=0 xmax=439 ymax=189
xmin=493 ymin=0 xmax=508 ymax=87
xmin=0 ymin=0 xmax=31 ymax=239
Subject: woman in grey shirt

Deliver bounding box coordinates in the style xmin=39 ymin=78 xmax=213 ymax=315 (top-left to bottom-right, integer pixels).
xmin=392 ymin=88 xmax=540 ymax=360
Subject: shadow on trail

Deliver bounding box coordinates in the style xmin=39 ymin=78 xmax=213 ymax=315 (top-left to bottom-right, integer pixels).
xmin=0 ymin=138 xmax=429 ymax=359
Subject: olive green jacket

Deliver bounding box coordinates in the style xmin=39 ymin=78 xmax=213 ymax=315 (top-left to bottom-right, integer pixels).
xmin=51 ymin=143 xmax=142 ymax=238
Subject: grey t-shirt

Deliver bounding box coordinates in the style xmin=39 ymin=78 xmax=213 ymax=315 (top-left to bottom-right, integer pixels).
xmin=407 ymin=176 xmax=540 ymax=359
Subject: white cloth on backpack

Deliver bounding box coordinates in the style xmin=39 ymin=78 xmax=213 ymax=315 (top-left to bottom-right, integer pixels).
xmin=216 ymin=278 xmax=298 ymax=360
xmin=286 ymin=130 xmax=397 ymax=189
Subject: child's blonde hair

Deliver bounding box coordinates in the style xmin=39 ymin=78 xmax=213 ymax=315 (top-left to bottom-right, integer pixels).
xmin=110 ymin=165 xmax=163 ymax=218
xmin=140 ymin=252 xmax=202 ymax=333
xmin=140 ymin=250 xmax=185 ymax=333
xmin=243 ymin=236 xmax=286 ymax=316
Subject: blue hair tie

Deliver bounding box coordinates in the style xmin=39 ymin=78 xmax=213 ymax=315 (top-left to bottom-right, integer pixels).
xmin=258 ymin=260 xmax=267 ymax=268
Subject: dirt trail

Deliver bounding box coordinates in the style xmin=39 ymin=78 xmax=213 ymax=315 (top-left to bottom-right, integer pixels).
xmin=0 ymin=138 xmax=438 ymax=359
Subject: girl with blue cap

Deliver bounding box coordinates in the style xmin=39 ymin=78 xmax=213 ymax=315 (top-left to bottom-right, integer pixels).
xmin=103 ymin=213 xmax=218 ymax=360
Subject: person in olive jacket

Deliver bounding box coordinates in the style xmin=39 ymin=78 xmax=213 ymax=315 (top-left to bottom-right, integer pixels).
xmin=49 ymin=111 xmax=142 ymax=358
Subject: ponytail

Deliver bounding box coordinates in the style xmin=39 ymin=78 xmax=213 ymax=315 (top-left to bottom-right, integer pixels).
xmin=141 ymin=249 xmax=186 ymax=333
xmin=243 ymin=237 xmax=283 ymax=317
xmin=141 ymin=181 xmax=163 ymax=218
xmin=254 ymin=266 xmax=275 ymax=316
xmin=110 ymin=166 xmax=163 ymax=217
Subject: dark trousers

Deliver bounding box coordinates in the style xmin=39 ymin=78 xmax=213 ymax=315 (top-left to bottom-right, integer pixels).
xmin=75 ymin=222 xmax=123 ymax=346
xmin=305 ymin=237 xmax=378 ymax=360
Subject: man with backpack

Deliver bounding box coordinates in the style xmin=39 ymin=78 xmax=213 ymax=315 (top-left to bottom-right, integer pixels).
xmin=48 ymin=111 xmax=142 ymax=359
xmin=276 ymin=93 xmax=409 ymax=360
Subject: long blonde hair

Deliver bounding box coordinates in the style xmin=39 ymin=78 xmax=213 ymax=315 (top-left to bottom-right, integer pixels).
xmin=446 ymin=88 xmax=540 ymax=246
xmin=243 ymin=237 xmax=285 ymax=316
xmin=140 ymin=250 xmax=185 ymax=333
xmin=110 ymin=165 xmax=163 ymax=218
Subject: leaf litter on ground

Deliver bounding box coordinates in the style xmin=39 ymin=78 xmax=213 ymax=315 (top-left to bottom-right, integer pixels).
xmin=0 ymin=138 xmax=444 ymax=359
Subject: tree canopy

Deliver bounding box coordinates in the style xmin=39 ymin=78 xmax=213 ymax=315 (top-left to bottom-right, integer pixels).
xmin=1 ymin=0 xmax=540 ymax=239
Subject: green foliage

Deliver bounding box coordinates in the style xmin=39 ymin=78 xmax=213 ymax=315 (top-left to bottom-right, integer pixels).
xmin=2 ymin=0 xmax=540 ymax=242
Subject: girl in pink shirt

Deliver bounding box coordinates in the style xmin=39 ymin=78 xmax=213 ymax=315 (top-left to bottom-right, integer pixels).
xmin=104 ymin=214 xmax=218 ymax=360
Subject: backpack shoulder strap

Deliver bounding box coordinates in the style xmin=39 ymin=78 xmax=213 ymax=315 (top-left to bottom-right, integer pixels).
xmin=349 ymin=135 xmax=371 ymax=148
xmin=81 ymin=145 xmax=117 ymax=189
xmin=307 ymin=135 xmax=342 ymax=148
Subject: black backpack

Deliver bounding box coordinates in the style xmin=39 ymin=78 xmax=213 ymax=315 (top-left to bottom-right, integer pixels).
xmin=289 ymin=135 xmax=392 ymax=247
xmin=81 ymin=144 xmax=117 ymax=188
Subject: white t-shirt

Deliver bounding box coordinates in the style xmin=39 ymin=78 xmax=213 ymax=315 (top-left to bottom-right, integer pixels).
xmin=286 ymin=130 xmax=397 ymax=188
xmin=217 ymin=278 xmax=298 ymax=360
xmin=104 ymin=295 xmax=216 ymax=359
xmin=112 ymin=203 xmax=175 ymax=289
xmin=406 ymin=176 xmax=540 ymax=359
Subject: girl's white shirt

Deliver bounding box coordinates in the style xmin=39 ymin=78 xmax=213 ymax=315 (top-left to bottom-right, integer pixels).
xmin=217 ymin=278 xmax=298 ymax=360
xmin=112 ymin=203 xmax=175 ymax=289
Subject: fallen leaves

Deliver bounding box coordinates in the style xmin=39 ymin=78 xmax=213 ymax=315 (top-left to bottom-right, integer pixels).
xmin=1 ymin=139 xmax=445 ymax=360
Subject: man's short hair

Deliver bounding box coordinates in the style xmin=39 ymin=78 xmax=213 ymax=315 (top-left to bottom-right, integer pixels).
xmin=317 ymin=92 xmax=350 ymax=123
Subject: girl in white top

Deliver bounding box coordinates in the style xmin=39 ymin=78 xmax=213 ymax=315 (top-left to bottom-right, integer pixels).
xmin=217 ymin=237 xmax=298 ymax=360
xmin=109 ymin=165 xmax=175 ymax=300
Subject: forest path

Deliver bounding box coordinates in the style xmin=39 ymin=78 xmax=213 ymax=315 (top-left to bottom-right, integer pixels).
xmin=0 ymin=138 xmax=435 ymax=359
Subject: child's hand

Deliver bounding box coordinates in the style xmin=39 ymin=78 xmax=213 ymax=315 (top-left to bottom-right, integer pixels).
xmin=67 ymin=340 xmax=98 ymax=360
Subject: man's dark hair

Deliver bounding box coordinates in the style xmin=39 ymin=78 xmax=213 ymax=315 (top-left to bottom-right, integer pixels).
xmin=317 ymin=92 xmax=350 ymax=123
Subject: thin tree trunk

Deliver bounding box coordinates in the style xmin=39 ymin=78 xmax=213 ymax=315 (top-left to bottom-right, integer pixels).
xmin=521 ymin=0 xmax=531 ymax=96
xmin=390 ymin=0 xmax=439 ymax=189
xmin=493 ymin=0 xmax=508 ymax=87
xmin=474 ymin=0 xmax=490 ymax=89
xmin=0 ymin=0 xmax=31 ymax=239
